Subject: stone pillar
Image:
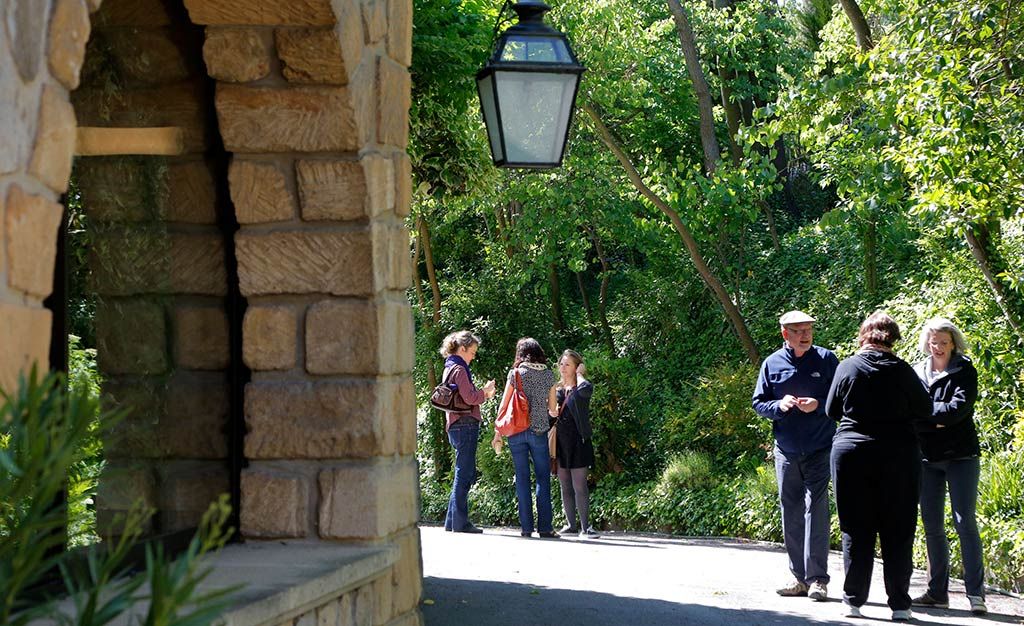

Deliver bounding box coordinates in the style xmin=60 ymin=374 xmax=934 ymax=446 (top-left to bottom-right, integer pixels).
xmin=193 ymin=0 xmax=420 ymax=622
xmin=75 ymin=0 xmax=231 ymax=535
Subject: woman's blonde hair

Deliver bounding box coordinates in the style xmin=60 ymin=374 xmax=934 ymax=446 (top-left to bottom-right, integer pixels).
xmin=917 ymin=317 xmax=968 ymax=355
xmin=559 ymin=349 xmax=585 ymax=378
xmin=439 ymin=330 xmax=481 ymax=357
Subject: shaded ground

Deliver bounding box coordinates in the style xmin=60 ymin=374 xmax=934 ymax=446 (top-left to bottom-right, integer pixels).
xmin=420 ymin=525 xmax=1024 ymax=625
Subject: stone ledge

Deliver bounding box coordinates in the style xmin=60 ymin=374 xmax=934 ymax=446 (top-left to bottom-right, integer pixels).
xmin=211 ymin=541 xmax=397 ymax=626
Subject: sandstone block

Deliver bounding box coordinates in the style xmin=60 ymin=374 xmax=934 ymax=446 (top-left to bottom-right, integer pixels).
xmin=91 ymin=0 xmax=173 ymax=26
xmin=96 ymin=464 xmax=157 ymax=534
xmin=29 ymin=85 xmax=76 ymax=193
xmin=72 ymin=81 xmax=210 ymax=153
xmin=174 ymin=305 xmax=230 ymax=369
xmin=295 ymin=612 xmax=315 ymax=626
xmin=216 ymin=86 xmax=358 ymax=153
xmin=167 ymin=160 xmax=218 ymax=224
xmin=240 ymin=468 xmax=309 ymax=538
xmin=362 ymin=0 xmax=387 ymax=44
xmin=394 ymin=376 xmax=416 ymax=456
xmin=297 ymin=160 xmax=365 ymax=221
xmin=384 ymin=611 xmax=420 ymax=626
xmin=86 ymin=0 xmax=102 ymax=13
xmin=377 ymin=57 xmax=410 ymax=149
xmin=318 ymin=459 xmax=418 ymax=539
xmin=48 ymin=0 xmax=91 ymax=89
xmin=276 ymin=28 xmax=346 ymax=84
xmin=183 ymin=0 xmax=335 ymax=26
xmin=332 ymin=0 xmax=363 ymax=83
xmin=171 ymin=234 xmax=228 ymax=295
xmin=386 ymin=0 xmax=412 ymax=67
xmin=0 ymin=47 xmax=37 ymax=174
xmin=235 ymin=231 xmax=372 ymax=296
xmin=7 ymin=0 xmax=45 ymax=81
xmin=88 ymin=225 xmax=173 ymax=295
xmin=244 ymin=379 xmax=407 ymax=459
xmin=77 ymin=158 xmax=216 ymax=223
xmin=392 ymin=153 xmax=410 ymax=218
xmin=354 ymin=586 xmax=373 ymax=626
xmin=0 ymin=304 xmax=51 ymax=395
xmin=306 ymin=299 xmax=413 ymax=375
xmin=316 ymin=598 xmax=341 ymax=626
xmin=159 ymin=464 xmax=230 ymax=532
xmin=5 ymin=185 xmax=63 ymax=298
xmin=372 ymin=224 xmax=413 ymax=291
xmin=83 ymin=27 xmax=191 ymax=86
xmin=229 ymin=159 xmax=295 ymax=224
xmin=371 ymin=574 xmax=392 ymax=626
xmin=361 ymin=155 xmax=393 ymax=217
xmin=391 ymin=529 xmax=422 ymax=616
xmin=203 ymin=28 xmax=272 ymax=82
xmin=349 ymin=58 xmax=376 ymax=149
xmin=95 ymin=299 xmax=168 ymax=375
xmin=242 ymin=306 xmax=296 ymax=370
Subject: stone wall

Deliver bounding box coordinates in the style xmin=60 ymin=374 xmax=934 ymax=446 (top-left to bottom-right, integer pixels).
xmin=0 ymin=0 xmax=420 ymax=624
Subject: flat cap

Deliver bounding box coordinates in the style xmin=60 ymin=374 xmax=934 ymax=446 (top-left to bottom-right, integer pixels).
xmin=779 ymin=310 xmax=815 ymax=325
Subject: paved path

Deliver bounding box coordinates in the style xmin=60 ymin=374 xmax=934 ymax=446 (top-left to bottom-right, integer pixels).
xmin=420 ymin=525 xmax=1024 ymax=625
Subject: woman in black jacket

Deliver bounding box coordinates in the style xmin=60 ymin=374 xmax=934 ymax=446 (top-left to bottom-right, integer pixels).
xmin=911 ymin=318 xmax=987 ymax=615
xmin=554 ymin=349 xmax=598 ymax=537
xmin=826 ymin=311 xmax=932 ymax=621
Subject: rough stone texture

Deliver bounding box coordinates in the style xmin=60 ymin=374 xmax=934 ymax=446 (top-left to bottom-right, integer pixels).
xmin=348 ymin=58 xmax=376 ymax=150
xmin=386 ymin=0 xmax=412 ymax=67
xmin=47 ymin=0 xmax=91 ymax=89
xmin=91 ymin=0 xmax=172 ymax=26
xmin=72 ymin=81 xmax=210 ymax=153
xmin=371 ymin=575 xmax=392 ymax=626
xmin=391 ymin=529 xmax=422 ymax=617
xmin=392 ymin=152 xmax=411 ymax=218
xmin=167 ymin=160 xmax=218 ymax=224
xmin=170 ymin=234 xmax=228 ymax=295
xmin=371 ymin=225 xmax=412 ymax=291
xmin=315 ymin=598 xmax=340 ymax=626
xmin=7 ymin=0 xmax=47 ymax=81
xmin=203 ymin=28 xmax=271 ymax=83
xmin=296 ymin=160 xmax=365 ymax=221
xmin=29 ymin=85 xmax=76 ymax=193
xmin=183 ymin=0 xmax=335 ymax=26
xmin=240 ymin=469 xmax=309 ymax=538
xmin=5 ymin=185 xmax=63 ymax=298
xmin=0 ymin=303 xmax=51 ymax=394
xmin=90 ymin=231 xmax=226 ymax=296
xmin=216 ymin=86 xmax=358 ymax=153
xmin=77 ymin=158 xmax=216 ymax=224
xmin=276 ymin=28 xmax=346 ymax=85
xmin=82 ymin=27 xmax=191 ymax=86
xmin=242 ymin=306 xmax=296 ymax=370
xmin=360 ymin=155 xmax=393 ymax=217
xmin=318 ymin=459 xmax=418 ymax=539
xmin=354 ymin=585 xmax=374 ymax=626
xmin=295 ymin=611 xmax=315 ymax=626
xmin=159 ymin=464 xmax=230 ymax=532
xmin=331 ymin=0 xmax=363 ymax=84
xmin=95 ymin=299 xmax=168 ymax=375
xmin=0 ymin=46 xmax=38 ymax=175
xmin=384 ymin=611 xmax=420 ymax=626
xmin=393 ymin=376 xmax=416 ymax=456
xmin=235 ymin=231 xmax=372 ymax=296
xmin=377 ymin=57 xmax=410 ymax=149
xmin=306 ymin=299 xmax=413 ymax=375
xmin=95 ymin=464 xmax=157 ymax=534
xmin=174 ymin=305 xmax=230 ymax=370
xmin=229 ymin=159 xmax=295 ymax=224
xmin=362 ymin=0 xmax=386 ymax=44
xmin=244 ymin=378 xmax=411 ymax=459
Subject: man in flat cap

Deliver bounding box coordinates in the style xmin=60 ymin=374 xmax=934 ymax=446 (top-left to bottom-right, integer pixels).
xmin=753 ymin=310 xmax=839 ymax=601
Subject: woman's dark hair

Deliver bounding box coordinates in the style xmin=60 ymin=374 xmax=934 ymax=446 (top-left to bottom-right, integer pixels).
xmin=513 ymin=337 xmax=546 ymax=368
xmin=858 ymin=310 xmax=901 ymax=349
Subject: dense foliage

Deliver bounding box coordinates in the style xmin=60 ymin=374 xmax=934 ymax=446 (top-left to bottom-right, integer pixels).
xmin=411 ymin=0 xmax=1024 ymax=592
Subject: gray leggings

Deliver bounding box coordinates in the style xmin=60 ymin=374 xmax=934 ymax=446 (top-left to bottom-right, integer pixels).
xmin=557 ymin=467 xmax=590 ymax=531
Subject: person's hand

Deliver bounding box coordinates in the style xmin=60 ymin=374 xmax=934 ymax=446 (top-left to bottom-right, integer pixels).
xmin=483 ymin=379 xmax=497 ymax=399
xmin=779 ymin=394 xmax=798 ymax=412
xmin=491 ymin=430 xmax=503 ymax=454
xmin=795 ymin=397 xmax=819 ymax=413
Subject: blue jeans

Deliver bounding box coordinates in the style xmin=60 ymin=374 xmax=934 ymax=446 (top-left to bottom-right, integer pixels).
xmin=920 ymin=457 xmax=985 ymax=599
xmin=509 ymin=429 xmax=553 ymax=534
xmin=445 ymin=422 xmax=480 ymax=531
xmin=775 ymin=444 xmax=832 ymax=584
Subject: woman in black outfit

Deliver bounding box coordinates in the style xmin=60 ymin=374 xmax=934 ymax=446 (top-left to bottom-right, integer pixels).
xmin=555 ymin=349 xmax=599 ymax=538
xmin=825 ymin=311 xmax=931 ymax=621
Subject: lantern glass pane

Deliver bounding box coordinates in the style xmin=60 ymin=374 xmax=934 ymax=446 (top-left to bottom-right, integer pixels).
xmin=476 ymin=74 xmax=504 ymax=162
xmin=500 ymin=36 xmax=571 ymax=63
xmin=494 ymin=70 xmax=578 ymax=164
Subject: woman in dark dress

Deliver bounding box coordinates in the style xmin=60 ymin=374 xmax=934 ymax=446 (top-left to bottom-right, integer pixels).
xmin=555 ymin=349 xmax=599 ymax=538
xmin=825 ymin=311 xmax=931 ymax=621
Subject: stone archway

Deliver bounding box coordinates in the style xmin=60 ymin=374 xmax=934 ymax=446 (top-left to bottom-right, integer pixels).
xmin=0 ymin=0 xmax=419 ymax=623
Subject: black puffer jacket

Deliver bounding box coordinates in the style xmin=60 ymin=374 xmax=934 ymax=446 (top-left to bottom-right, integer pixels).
xmin=913 ymin=353 xmax=980 ymax=462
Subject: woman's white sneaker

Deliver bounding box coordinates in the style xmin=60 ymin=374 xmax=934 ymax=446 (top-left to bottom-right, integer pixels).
xmin=891 ymin=608 xmax=913 ymax=621
xmin=844 ymin=603 xmax=863 ymax=618
xmin=808 ymin=581 xmax=828 ymax=601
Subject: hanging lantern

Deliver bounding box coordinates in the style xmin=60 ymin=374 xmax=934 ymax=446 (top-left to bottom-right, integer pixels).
xmin=476 ymin=0 xmax=586 ymax=169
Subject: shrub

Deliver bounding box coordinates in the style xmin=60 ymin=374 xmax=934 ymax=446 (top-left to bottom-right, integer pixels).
xmin=659 ymin=451 xmax=717 ymax=492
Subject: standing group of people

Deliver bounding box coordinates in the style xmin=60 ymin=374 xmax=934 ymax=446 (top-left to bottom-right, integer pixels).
xmin=753 ymin=310 xmax=987 ymax=621
xmin=439 ymin=332 xmax=599 ymax=539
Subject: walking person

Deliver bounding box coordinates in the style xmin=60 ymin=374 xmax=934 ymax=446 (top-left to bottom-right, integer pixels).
xmin=912 ymin=318 xmax=987 ymax=615
xmin=752 ymin=310 xmax=838 ymax=601
xmin=826 ymin=311 xmax=932 ymax=621
xmin=555 ymin=350 xmax=599 ymax=538
xmin=440 ymin=331 xmax=496 ymax=534
xmin=491 ymin=338 xmax=560 ymax=538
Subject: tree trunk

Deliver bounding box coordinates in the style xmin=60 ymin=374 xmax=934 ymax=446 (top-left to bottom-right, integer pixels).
xmin=839 ymin=0 xmax=874 ymax=51
xmin=548 ymin=262 xmax=565 ymax=332
xmin=588 ymin=227 xmax=617 ymax=354
xmin=575 ymin=271 xmax=596 ymax=330
xmin=417 ymin=215 xmax=442 ymax=324
xmin=667 ymin=0 xmax=722 ymax=174
xmin=583 ymin=101 xmax=760 ymax=365
xmin=964 ymin=222 xmax=1024 ymax=338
